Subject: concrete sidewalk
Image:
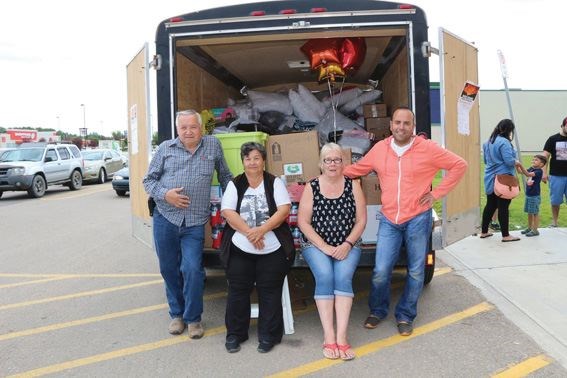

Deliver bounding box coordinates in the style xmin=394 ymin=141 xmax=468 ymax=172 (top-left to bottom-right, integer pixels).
xmin=438 ymin=226 xmax=567 ymax=368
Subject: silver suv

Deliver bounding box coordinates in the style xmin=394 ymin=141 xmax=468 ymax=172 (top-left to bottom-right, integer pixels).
xmin=0 ymin=143 xmax=84 ymax=198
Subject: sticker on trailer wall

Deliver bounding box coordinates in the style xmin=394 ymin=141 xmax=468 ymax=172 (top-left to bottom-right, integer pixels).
xmin=130 ymin=104 xmax=139 ymax=155
xmin=457 ymin=81 xmax=479 ymax=136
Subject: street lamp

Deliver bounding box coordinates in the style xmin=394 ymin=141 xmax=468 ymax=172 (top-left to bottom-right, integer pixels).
xmin=79 ymin=127 xmax=88 ymax=149
xmin=80 ymin=104 xmax=86 ymax=149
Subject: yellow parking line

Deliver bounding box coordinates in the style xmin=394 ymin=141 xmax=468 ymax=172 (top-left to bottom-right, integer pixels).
xmin=0 ymin=276 xmax=75 ymax=289
xmin=0 ymin=292 xmax=227 ymax=342
xmin=492 ymin=354 xmax=553 ymax=377
xmin=42 ymin=186 xmax=112 ymax=201
xmin=9 ymin=301 xmax=489 ymax=378
xmin=5 ymin=265 xmax=454 ymax=376
xmin=7 ymin=325 xmax=228 ymax=378
xmin=0 ymin=280 xmax=163 ymax=311
xmin=268 ymin=302 xmax=494 ymax=378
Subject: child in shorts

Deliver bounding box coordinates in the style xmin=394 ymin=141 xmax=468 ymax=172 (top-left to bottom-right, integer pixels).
xmin=517 ymin=154 xmax=547 ymax=236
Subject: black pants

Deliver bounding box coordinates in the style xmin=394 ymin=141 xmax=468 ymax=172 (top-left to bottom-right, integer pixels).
xmin=481 ymin=193 xmax=512 ymax=236
xmin=225 ymin=244 xmax=289 ymax=343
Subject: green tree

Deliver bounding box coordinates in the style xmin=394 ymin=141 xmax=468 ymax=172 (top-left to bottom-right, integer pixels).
xmin=152 ymin=132 xmax=158 ymax=147
xmin=0 ymin=127 xmax=6 ymax=133
xmin=111 ymin=131 xmax=124 ymax=140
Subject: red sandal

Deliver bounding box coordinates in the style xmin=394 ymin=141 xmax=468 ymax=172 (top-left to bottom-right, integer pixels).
xmin=322 ymin=343 xmax=338 ymax=360
xmin=337 ymin=344 xmax=355 ymax=361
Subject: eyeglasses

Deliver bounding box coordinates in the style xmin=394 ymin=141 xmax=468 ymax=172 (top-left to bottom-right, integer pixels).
xmin=323 ymin=158 xmax=343 ymax=165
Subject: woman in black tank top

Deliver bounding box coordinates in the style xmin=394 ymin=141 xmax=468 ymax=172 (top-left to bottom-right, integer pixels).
xmin=298 ymin=143 xmax=367 ymax=361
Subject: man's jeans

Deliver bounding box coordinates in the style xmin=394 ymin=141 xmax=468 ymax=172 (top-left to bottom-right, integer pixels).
xmin=369 ymin=209 xmax=432 ymax=323
xmin=153 ymin=210 xmax=205 ymax=324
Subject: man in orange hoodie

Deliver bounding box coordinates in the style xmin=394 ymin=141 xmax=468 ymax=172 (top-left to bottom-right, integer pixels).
xmin=343 ymin=107 xmax=467 ymax=336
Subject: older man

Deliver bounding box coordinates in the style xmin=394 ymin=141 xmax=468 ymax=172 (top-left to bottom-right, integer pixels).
xmin=144 ymin=109 xmax=232 ymax=338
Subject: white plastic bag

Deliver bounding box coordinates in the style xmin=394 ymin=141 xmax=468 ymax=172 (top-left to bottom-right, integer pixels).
xmin=289 ymin=89 xmax=320 ymax=123
xmin=340 ymin=89 xmax=382 ymax=114
xmin=298 ymin=84 xmax=327 ymax=118
xmin=248 ymin=90 xmax=293 ymax=115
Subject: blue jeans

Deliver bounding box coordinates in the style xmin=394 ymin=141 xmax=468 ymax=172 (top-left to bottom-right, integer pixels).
xmin=302 ymin=245 xmax=361 ymax=299
xmin=369 ymin=209 xmax=432 ymax=323
xmin=153 ymin=210 xmax=205 ymax=323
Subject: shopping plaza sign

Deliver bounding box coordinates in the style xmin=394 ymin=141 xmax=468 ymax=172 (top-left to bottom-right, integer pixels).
xmin=7 ymin=130 xmax=38 ymax=141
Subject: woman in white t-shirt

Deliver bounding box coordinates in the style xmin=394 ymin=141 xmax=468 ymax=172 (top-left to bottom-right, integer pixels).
xmin=220 ymin=142 xmax=294 ymax=354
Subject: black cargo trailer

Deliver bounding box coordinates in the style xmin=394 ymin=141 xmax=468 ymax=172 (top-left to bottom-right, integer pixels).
xmin=127 ymin=0 xmax=481 ymax=285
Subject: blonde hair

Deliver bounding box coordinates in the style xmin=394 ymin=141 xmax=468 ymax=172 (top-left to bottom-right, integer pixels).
xmin=319 ymin=142 xmax=343 ymax=169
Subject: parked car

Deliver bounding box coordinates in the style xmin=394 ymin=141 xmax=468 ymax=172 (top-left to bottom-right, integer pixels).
xmin=112 ymin=167 xmax=129 ymax=196
xmin=119 ymin=152 xmax=129 ymax=167
xmin=82 ymin=149 xmax=124 ymax=184
xmin=0 ymin=143 xmax=83 ymax=198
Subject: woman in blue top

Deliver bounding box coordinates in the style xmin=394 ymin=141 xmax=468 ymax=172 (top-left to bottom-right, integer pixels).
xmin=480 ymin=119 xmax=522 ymax=241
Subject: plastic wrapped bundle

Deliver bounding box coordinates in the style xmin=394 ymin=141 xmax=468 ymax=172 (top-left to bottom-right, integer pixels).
xmin=289 ymin=89 xmax=320 ymax=123
xmin=298 ymin=84 xmax=327 ymax=118
xmin=321 ymin=87 xmax=363 ymax=108
xmin=340 ymin=89 xmax=382 ymax=114
xmin=316 ymin=108 xmax=367 ymax=146
xmin=248 ymin=90 xmax=293 ymax=115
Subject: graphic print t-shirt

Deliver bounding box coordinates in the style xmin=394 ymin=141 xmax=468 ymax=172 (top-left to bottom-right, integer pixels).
xmin=221 ymin=178 xmax=290 ymax=254
xmin=543 ymin=133 xmax=567 ymax=176
xmin=525 ymin=167 xmax=543 ymax=197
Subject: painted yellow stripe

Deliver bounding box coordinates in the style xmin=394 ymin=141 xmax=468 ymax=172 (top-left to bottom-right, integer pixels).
xmin=0 ymin=280 xmax=163 ymax=311
xmin=293 ymin=266 xmax=451 ymax=317
xmin=492 ymin=354 xmax=553 ymax=377
xmin=268 ymin=302 xmax=494 ymax=378
xmin=0 ymin=276 xmax=74 ymax=289
xmin=42 ymin=186 xmax=111 ymax=201
xmin=0 ymin=272 xmax=228 ymax=278
xmin=7 ymin=325 xmax=228 ymax=378
xmin=4 ymin=264 xmax=454 ymax=376
xmin=0 ymin=292 xmax=227 ymax=342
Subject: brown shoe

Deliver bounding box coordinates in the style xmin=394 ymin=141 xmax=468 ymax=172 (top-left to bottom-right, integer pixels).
xmin=188 ymin=322 xmax=204 ymax=339
xmin=168 ymin=318 xmax=186 ymax=335
xmin=364 ymin=314 xmax=382 ymax=329
xmin=397 ymin=321 xmax=413 ymax=336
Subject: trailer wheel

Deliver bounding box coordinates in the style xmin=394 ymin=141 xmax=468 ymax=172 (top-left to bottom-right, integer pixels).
xmin=423 ymin=250 xmax=435 ymax=285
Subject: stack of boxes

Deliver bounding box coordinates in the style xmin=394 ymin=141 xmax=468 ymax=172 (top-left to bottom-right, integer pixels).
xmin=360 ymin=103 xmax=389 ymax=244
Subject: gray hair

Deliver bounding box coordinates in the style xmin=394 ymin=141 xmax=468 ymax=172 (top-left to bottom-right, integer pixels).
xmin=319 ymin=142 xmax=343 ymax=168
xmin=175 ymin=109 xmax=202 ymax=127
xmin=240 ymin=142 xmax=267 ymax=161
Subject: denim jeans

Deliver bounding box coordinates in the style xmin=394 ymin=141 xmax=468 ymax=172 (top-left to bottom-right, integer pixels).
xmin=369 ymin=209 xmax=432 ymax=323
xmin=302 ymin=245 xmax=361 ymax=299
xmin=153 ymin=210 xmax=205 ymax=324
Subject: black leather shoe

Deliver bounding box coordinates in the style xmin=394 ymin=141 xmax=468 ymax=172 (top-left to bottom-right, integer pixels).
xmin=257 ymin=341 xmax=275 ymax=353
xmin=225 ymin=335 xmax=241 ymax=353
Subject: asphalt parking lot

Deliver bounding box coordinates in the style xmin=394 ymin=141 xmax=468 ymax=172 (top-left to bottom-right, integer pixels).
xmin=0 ymin=184 xmax=565 ymax=377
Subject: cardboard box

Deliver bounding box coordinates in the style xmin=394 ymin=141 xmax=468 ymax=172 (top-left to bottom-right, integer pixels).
xmin=204 ymin=221 xmax=212 ymax=248
xmin=266 ymin=131 xmax=320 ymax=183
xmin=361 ymin=205 xmax=382 ymax=243
xmin=363 ymin=103 xmax=387 ymax=118
xmin=342 ymin=148 xmax=352 ymax=166
xmin=365 ymin=117 xmax=391 ymax=141
xmin=360 ymin=174 xmax=381 ymax=205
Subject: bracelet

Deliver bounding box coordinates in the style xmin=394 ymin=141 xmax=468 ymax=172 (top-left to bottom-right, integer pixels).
xmin=344 ymin=240 xmax=354 ymax=248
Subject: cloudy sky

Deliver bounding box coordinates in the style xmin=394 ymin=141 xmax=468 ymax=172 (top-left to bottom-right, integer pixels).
xmin=0 ymin=0 xmax=564 ymax=136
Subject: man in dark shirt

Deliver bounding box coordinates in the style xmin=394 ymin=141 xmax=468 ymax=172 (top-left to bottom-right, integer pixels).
xmin=144 ymin=109 xmax=232 ymax=338
xmin=542 ymin=116 xmax=567 ymax=227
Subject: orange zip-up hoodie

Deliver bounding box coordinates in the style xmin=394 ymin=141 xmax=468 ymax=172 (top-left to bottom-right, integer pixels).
xmin=343 ymin=136 xmax=467 ymax=224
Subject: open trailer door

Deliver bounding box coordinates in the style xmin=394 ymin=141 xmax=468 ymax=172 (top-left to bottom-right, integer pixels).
xmin=439 ymin=28 xmax=481 ymax=246
xmin=126 ymin=43 xmax=153 ymax=247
